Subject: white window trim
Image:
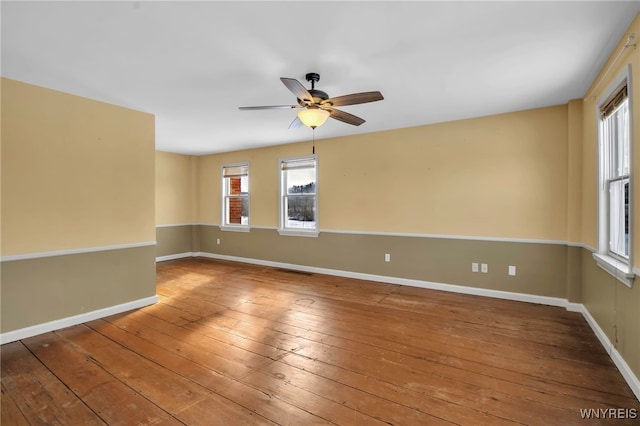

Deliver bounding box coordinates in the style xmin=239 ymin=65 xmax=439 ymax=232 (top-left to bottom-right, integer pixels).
xmin=220 ymin=225 xmax=251 ymax=233
xmin=592 ymin=253 xmax=635 ymax=287
xmin=220 ymin=162 xmax=250 ymax=232
xmin=594 ymin=64 xmax=634 ymax=288
xmin=278 ymin=155 xmax=319 ymax=237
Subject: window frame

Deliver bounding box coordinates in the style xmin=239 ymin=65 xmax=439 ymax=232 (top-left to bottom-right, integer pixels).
xmin=220 ymin=162 xmax=250 ymax=232
xmin=278 ymin=155 xmax=319 ymax=237
xmin=594 ymin=65 xmax=634 ymax=287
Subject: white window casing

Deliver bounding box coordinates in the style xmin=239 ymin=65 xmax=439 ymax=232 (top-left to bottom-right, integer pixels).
xmin=221 ymin=162 xmax=250 ymax=232
xmin=279 ymin=155 xmax=319 ymax=237
xmin=594 ymin=65 xmax=634 ymax=287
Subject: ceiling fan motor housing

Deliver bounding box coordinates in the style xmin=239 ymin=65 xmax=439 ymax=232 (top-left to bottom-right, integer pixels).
xmin=298 ymin=89 xmax=329 ymax=105
xmin=300 ymin=73 xmax=329 ymax=104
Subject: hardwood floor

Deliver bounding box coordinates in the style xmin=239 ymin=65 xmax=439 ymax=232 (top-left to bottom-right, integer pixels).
xmin=2 ymin=257 xmax=639 ymax=425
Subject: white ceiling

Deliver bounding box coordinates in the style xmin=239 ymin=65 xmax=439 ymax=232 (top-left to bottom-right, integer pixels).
xmin=2 ymin=1 xmax=639 ymax=155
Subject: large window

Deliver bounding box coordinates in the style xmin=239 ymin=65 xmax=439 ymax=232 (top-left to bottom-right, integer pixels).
xmin=603 ymin=88 xmax=630 ymax=259
xmin=595 ymin=73 xmax=634 ymax=287
xmin=279 ymin=156 xmax=318 ymax=236
xmin=221 ymin=163 xmax=249 ymax=231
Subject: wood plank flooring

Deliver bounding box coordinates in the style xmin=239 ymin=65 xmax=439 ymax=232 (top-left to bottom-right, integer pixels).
xmin=2 ymin=257 xmax=639 ymax=425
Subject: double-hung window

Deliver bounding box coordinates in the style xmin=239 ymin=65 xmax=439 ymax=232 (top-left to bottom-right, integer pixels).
xmin=279 ymin=156 xmax=318 ymax=236
xmin=221 ymin=163 xmax=249 ymax=231
xmin=595 ymin=70 xmax=634 ymax=287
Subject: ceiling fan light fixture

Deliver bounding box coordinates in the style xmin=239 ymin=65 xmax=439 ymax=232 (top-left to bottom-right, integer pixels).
xmin=297 ymin=108 xmax=330 ymax=129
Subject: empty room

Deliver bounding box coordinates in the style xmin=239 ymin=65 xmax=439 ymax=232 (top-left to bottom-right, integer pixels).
xmin=2 ymin=1 xmax=640 ymax=424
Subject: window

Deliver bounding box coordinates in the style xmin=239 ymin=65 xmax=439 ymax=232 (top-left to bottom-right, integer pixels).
xmin=221 ymin=163 xmax=249 ymax=231
xmin=279 ymin=156 xmax=318 ymax=236
xmin=594 ymin=72 xmax=634 ymax=287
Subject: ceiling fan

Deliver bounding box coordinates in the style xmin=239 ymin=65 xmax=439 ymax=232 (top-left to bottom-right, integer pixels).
xmin=239 ymin=73 xmax=384 ymax=129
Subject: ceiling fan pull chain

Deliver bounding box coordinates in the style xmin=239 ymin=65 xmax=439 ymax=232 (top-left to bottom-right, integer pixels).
xmin=312 ymin=128 xmax=316 ymax=154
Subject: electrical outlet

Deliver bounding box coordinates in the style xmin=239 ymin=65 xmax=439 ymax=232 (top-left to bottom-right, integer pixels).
xmin=508 ymin=265 xmax=516 ymax=276
xmin=216 ymin=238 xmax=220 ymax=245
xmin=384 ymin=253 xmax=391 ymax=262
xmin=481 ymin=263 xmax=488 ymax=273
xmin=472 ymin=262 xmax=479 ymax=272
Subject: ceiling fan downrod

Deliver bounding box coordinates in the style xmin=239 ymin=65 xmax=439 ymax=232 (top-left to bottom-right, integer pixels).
xmin=305 ymin=72 xmax=320 ymax=90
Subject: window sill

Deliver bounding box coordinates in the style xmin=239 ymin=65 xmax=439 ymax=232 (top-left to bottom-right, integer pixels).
xmin=592 ymin=253 xmax=634 ymax=288
xmin=219 ymin=225 xmax=250 ymax=233
xmin=278 ymin=229 xmax=319 ymax=238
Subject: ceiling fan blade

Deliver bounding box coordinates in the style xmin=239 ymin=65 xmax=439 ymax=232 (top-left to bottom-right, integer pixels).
xmin=323 ymin=91 xmax=384 ymax=107
xmin=328 ymin=108 xmax=365 ymax=126
xmin=281 ymin=77 xmax=314 ymax=103
xmin=239 ymin=105 xmax=300 ymax=110
xmin=288 ymin=116 xmax=303 ymax=130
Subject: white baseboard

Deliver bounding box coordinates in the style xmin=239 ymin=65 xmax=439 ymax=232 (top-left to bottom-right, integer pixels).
xmin=564 ymin=302 xmax=585 ymax=312
xmin=195 ymin=251 xmax=569 ymax=307
xmin=195 ymin=251 xmax=640 ymax=401
xmin=156 ymin=252 xmax=195 ymax=262
xmin=573 ymin=304 xmax=640 ymax=401
xmin=0 ymin=296 xmax=158 ymax=345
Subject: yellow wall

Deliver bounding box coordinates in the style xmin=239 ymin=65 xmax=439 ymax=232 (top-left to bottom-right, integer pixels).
xmin=322 ymin=107 xmax=568 ymax=239
xmin=1 ymin=78 xmax=156 ymax=255
xmin=566 ymin=99 xmax=583 ymax=244
xmin=195 ymin=105 xmax=568 ymax=241
xmin=155 ymin=151 xmax=196 ymax=225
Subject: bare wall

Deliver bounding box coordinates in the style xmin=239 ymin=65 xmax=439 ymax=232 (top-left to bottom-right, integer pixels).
xmin=195 ymin=105 xmax=568 ymax=241
xmin=1 ymin=78 xmax=156 ymax=333
xmin=579 ymin=14 xmax=640 ymax=382
xmin=166 ymin=104 xmax=571 ymax=302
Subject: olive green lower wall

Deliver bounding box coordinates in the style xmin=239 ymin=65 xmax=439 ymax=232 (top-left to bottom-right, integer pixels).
xmin=155 ymin=225 xmax=579 ymax=300
xmin=156 ymin=225 xmax=195 ymax=259
xmin=581 ymin=248 xmax=640 ymax=382
xmin=197 ymin=226 xmax=570 ymax=299
xmin=1 ymin=244 xmax=157 ymax=335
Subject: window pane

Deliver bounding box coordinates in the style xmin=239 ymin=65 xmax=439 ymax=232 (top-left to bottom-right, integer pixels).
xmin=616 ymin=101 xmax=629 ymax=176
xmin=239 ymin=175 xmax=249 ymax=193
xmin=280 ymin=157 xmax=317 ymax=232
xmin=224 ymin=196 xmax=248 ymax=225
xmin=603 ymin=98 xmax=629 ymax=180
xmin=222 ymin=163 xmax=249 ymax=227
xmin=284 ymin=195 xmax=316 ymax=228
xmin=609 ymin=178 xmax=629 ymax=258
xmin=241 ymin=197 xmax=249 ymax=223
xmin=286 ymin=168 xmax=315 ymax=195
